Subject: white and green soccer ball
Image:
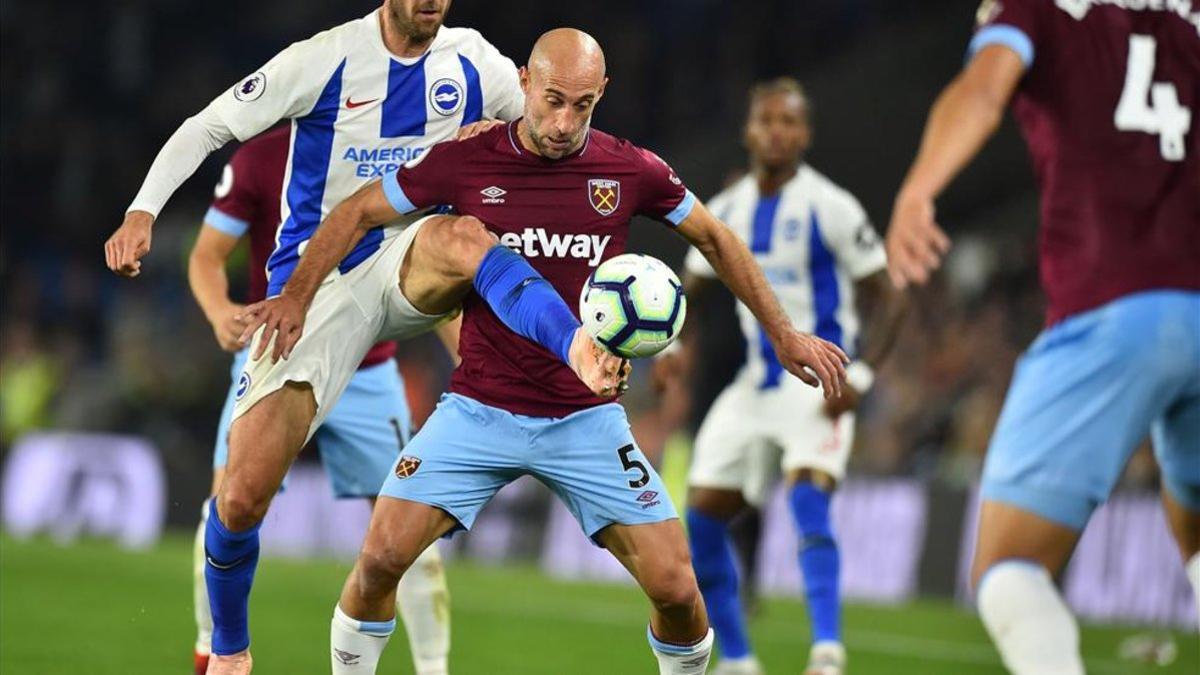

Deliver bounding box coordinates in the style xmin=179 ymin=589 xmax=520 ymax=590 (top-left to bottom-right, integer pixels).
xmin=579 ymin=253 xmax=687 ymax=359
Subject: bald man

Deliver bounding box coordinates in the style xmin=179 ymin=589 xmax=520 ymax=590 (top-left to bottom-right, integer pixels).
xmin=262 ymin=28 xmax=848 ymax=674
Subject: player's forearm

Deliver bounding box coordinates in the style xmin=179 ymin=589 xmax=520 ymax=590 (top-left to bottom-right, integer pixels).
xmin=279 ymin=201 xmax=368 ymax=308
xmin=896 ymin=74 xmax=1007 ymax=204
xmin=855 ymin=273 xmax=909 ymax=369
xmin=188 ymin=248 xmax=235 ymax=321
xmin=696 ymin=225 xmax=791 ymax=340
xmin=127 ymin=103 xmax=236 ymax=219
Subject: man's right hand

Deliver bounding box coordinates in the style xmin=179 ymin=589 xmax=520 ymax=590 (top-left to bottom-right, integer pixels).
xmin=237 ymin=294 xmax=308 ymax=363
xmin=104 ymin=211 xmax=154 ymax=277
xmin=207 ymin=303 xmax=247 ymax=353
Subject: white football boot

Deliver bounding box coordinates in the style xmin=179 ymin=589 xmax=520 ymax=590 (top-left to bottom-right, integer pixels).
xmin=804 ymin=641 xmax=846 ymax=675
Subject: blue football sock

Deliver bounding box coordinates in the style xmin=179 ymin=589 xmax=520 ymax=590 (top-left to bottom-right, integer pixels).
xmin=788 ymin=482 xmax=841 ymax=644
xmin=473 ymin=245 xmax=579 ymax=364
xmin=686 ymin=508 xmax=752 ymax=659
xmin=204 ymin=497 xmax=261 ymax=655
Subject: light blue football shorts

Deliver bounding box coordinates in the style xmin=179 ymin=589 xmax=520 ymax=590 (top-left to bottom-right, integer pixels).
xmin=982 ymin=290 xmax=1200 ymax=529
xmin=379 ymin=393 xmax=678 ymax=542
xmin=214 ymin=348 xmax=411 ymax=498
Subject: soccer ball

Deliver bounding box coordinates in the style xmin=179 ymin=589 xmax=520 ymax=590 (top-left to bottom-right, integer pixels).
xmin=579 ymin=253 xmax=687 ymax=359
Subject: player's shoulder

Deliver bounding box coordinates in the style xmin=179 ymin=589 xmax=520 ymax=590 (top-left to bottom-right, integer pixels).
xmin=586 ymin=129 xmax=665 ymax=169
xmin=435 ymin=26 xmax=511 ymax=61
xmin=796 ymin=164 xmax=863 ymax=213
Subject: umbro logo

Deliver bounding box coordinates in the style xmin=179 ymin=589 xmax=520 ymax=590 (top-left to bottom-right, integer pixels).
xmin=333 ymin=648 xmax=361 ymax=665
xmin=480 ymin=186 xmax=506 ymax=204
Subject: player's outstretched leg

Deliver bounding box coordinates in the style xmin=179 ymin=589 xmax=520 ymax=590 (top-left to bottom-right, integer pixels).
xmin=685 ymin=489 xmax=760 ymax=675
xmin=786 ymin=473 xmax=845 ymax=675
xmin=395 ymin=544 xmax=451 ymax=675
xmin=399 ymin=215 xmax=625 ymax=395
xmin=598 ymin=519 xmax=713 ymax=675
xmin=332 ymin=496 xmax=458 ymax=674
xmin=206 ymin=383 xmax=317 ymax=674
xmin=972 ymin=500 xmax=1083 ymax=675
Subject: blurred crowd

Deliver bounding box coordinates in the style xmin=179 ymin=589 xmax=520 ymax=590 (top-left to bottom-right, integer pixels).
xmin=0 ymin=0 xmax=1162 ymax=524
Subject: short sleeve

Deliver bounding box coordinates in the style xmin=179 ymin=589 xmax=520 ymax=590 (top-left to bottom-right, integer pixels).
xmin=381 ymin=140 xmax=465 ymax=215
xmin=817 ymin=192 xmax=886 ymax=280
xmin=968 ymin=0 xmax=1041 ymax=67
xmin=634 ymin=148 xmax=696 ymax=226
xmin=208 ymin=38 xmax=334 ymax=142
xmin=204 ymin=147 xmax=259 ymax=238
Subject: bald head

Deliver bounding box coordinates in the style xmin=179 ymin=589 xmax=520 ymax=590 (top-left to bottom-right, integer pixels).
xmin=529 ymin=28 xmax=606 ymax=82
xmin=517 ymin=28 xmax=609 ymax=159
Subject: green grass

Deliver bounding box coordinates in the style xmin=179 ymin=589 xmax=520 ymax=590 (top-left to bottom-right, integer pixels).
xmin=1 ymin=534 xmax=1194 ymax=674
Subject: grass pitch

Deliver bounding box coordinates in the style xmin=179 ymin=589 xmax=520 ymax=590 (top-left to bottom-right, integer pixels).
xmin=1 ymin=534 xmax=1194 ymax=674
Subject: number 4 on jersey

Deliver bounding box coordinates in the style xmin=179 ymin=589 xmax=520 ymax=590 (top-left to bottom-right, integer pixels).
xmin=1114 ymin=35 xmax=1192 ymax=161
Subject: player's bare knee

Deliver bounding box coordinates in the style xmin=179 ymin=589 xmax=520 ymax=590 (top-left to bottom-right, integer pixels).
xmin=215 ymin=484 xmax=270 ymax=532
xmin=358 ymin=539 xmax=419 ymax=589
xmin=431 ymin=215 xmax=496 ymax=277
xmin=645 ymin=561 xmax=701 ymax=615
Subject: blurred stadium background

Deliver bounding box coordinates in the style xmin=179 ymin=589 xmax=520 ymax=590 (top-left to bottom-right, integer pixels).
xmin=0 ymin=1 xmax=1195 ymax=673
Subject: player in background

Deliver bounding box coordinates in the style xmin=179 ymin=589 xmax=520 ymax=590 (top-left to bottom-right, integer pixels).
xmin=657 ymin=79 xmax=907 ymax=675
xmin=887 ymin=2 xmax=1199 ymax=673
xmin=100 ymin=2 xmax=620 ymax=672
xmin=186 ymin=126 xmax=455 ymax=675
xmin=241 ymin=29 xmax=850 ymax=675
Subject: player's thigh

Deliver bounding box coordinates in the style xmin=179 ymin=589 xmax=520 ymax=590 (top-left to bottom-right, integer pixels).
xmin=597 ymin=517 xmax=696 ymax=600
xmin=398 ymin=214 xmax=496 ymax=316
xmin=234 ymin=271 xmax=383 ymax=445
xmin=980 ymin=295 xmax=1184 ymax=531
xmin=377 ymin=393 xmax=522 ymax=533
xmin=531 ymin=403 xmax=678 ymax=541
xmin=971 ymin=500 xmax=1081 ymax=587
xmin=358 ymin=494 xmax=459 ymax=575
xmin=220 ymin=382 xmax=317 ymax=524
xmin=315 ymin=359 xmax=411 ymax=499
xmin=778 ymin=380 xmax=853 ymax=487
xmin=687 ymin=384 xmax=765 ymax=508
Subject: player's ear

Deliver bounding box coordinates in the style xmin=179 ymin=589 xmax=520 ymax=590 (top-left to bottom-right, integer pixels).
xmin=519 ymin=66 xmax=530 ymax=96
xmin=596 ymin=76 xmax=609 ymax=100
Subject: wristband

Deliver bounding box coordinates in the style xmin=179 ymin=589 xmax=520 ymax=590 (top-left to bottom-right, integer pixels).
xmin=845 ymin=361 xmax=875 ymax=392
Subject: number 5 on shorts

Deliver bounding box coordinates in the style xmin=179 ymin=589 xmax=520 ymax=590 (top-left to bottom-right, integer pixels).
xmin=618 ymin=444 xmax=650 ymax=489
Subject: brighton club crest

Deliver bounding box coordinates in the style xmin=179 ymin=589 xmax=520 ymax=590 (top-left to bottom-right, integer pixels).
xmin=587 ymin=179 xmax=620 ymax=216
xmin=394 ymin=456 xmax=422 ymax=479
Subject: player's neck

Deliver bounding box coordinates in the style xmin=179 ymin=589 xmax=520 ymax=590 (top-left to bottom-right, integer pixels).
xmin=379 ymin=10 xmax=436 ymax=59
xmin=753 ymin=163 xmax=799 ymax=196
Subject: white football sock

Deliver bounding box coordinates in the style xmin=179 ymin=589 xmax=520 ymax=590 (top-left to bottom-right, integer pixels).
xmin=647 ymin=626 xmax=713 ymax=675
xmin=193 ymin=500 xmax=212 ymax=654
xmin=1187 ymin=552 xmax=1200 ymax=627
xmin=977 ymin=561 xmax=1084 ymax=675
xmin=331 ymin=604 xmax=395 ymax=674
xmin=396 ymin=544 xmax=451 ymax=675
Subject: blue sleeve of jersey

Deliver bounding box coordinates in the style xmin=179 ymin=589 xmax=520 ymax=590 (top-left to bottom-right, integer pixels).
xmin=204 ymin=206 xmax=250 ymax=237
xmin=381 ymin=169 xmax=417 ymax=215
xmin=968 ymin=25 xmax=1034 ymax=67
xmin=664 ymin=190 xmax=698 ymax=227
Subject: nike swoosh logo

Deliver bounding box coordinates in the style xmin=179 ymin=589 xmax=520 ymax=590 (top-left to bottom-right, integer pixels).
xmin=345 ymin=97 xmax=379 ymax=109
xmin=206 ymin=554 xmax=245 ymax=571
